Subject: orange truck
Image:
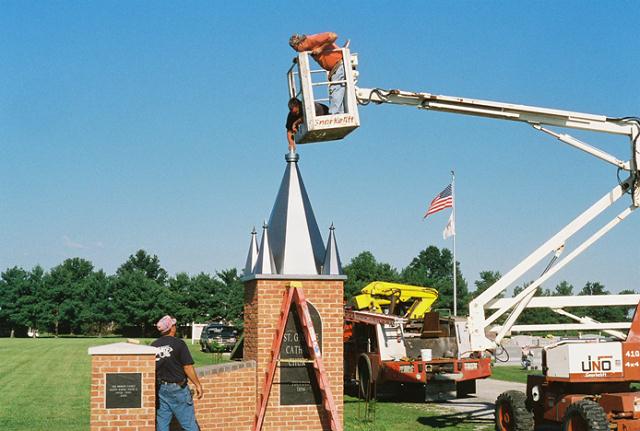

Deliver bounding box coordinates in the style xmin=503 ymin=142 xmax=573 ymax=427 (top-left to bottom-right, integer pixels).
xmin=344 ymin=281 xmax=491 ymax=401
xmin=344 ymin=309 xmax=491 ymax=401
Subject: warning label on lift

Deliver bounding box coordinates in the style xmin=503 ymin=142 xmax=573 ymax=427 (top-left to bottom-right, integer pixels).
xmin=314 ymin=114 xmax=356 ymax=128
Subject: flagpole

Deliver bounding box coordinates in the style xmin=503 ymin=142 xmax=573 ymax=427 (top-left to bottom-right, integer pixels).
xmin=452 ymin=170 xmax=457 ymax=317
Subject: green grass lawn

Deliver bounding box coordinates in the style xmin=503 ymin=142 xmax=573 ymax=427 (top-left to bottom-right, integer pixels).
xmin=490 ymin=365 xmax=542 ymax=384
xmin=344 ymin=396 xmax=489 ymax=431
xmin=0 ymin=338 xmax=485 ymax=431
xmin=0 ymin=337 xmax=224 ymax=431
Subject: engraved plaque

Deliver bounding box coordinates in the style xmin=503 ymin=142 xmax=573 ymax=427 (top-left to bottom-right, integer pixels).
xmin=280 ymin=303 xmax=323 ymax=405
xmin=105 ymin=373 xmax=142 ymax=409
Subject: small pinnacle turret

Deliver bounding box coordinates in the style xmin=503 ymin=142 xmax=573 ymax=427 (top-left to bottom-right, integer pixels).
xmin=243 ymin=227 xmax=259 ymax=275
xmin=253 ymin=222 xmax=276 ymax=275
xmin=322 ymin=223 xmax=343 ymax=275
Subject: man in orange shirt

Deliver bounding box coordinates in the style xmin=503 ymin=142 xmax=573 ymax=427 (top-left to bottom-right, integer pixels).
xmin=289 ymin=32 xmax=346 ymax=114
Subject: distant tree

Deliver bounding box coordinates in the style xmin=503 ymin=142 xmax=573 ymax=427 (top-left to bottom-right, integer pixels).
xmin=402 ymin=246 xmax=451 ymax=282
xmin=579 ymin=281 xmax=607 ymax=296
xmin=167 ymin=269 xmax=244 ymax=328
xmin=76 ymin=270 xmax=112 ymax=335
xmin=553 ymin=281 xmax=574 ymax=296
xmin=111 ymin=270 xmax=173 ymax=337
xmin=112 ymin=251 xmax=175 ymax=336
xmin=343 ymin=251 xmax=400 ymax=301
xmin=15 ymin=266 xmax=45 ymax=336
xmin=185 ymin=273 xmax=224 ymax=323
xmin=0 ymin=267 xmax=33 ymax=337
xmin=471 ymin=270 xmax=502 ymax=299
xmin=401 ymin=246 xmax=469 ymax=314
xmin=117 ymin=250 xmax=168 ymax=285
xmin=41 ymin=258 xmax=95 ymax=336
xmin=216 ymin=268 xmax=244 ymax=327
xmin=168 ymin=272 xmax=195 ymax=324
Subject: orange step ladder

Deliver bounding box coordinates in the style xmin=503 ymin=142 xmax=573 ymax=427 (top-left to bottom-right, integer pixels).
xmin=253 ymin=283 xmax=342 ymax=431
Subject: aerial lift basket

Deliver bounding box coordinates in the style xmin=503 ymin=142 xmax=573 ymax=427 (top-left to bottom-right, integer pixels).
xmin=287 ymin=48 xmax=360 ymax=145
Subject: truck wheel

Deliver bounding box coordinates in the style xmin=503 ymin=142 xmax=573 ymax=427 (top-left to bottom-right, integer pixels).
xmin=357 ymin=355 xmax=374 ymax=401
xmin=495 ymin=390 xmax=534 ymax=431
xmin=562 ymin=400 xmax=608 ymax=431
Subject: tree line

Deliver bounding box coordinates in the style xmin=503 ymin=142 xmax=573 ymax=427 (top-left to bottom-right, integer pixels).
xmin=0 ymin=246 xmax=634 ymax=337
xmin=0 ymin=250 xmax=243 ymax=337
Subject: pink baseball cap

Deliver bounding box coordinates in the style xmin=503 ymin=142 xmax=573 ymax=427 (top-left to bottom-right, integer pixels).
xmin=156 ymin=315 xmax=177 ymax=333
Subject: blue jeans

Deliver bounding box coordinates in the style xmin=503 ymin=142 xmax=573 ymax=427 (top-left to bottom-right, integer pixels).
xmin=157 ymin=383 xmax=199 ymax=431
xmin=329 ymin=61 xmax=345 ymax=114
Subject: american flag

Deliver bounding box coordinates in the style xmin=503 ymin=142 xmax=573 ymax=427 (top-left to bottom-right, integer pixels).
xmin=424 ymin=184 xmax=453 ymax=218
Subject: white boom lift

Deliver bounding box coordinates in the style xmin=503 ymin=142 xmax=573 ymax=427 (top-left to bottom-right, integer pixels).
xmin=287 ymin=49 xmax=640 ymax=355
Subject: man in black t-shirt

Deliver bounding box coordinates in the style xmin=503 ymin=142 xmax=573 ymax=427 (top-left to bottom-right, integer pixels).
xmin=152 ymin=315 xmax=203 ymax=431
xmin=286 ymin=97 xmax=329 ymax=152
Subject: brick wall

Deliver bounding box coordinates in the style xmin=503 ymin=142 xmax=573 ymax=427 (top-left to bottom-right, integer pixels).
xmin=90 ymin=354 xmax=156 ymax=431
xmin=88 ymin=275 xmax=343 ymax=431
xmin=244 ymin=278 xmax=344 ymax=431
xmin=187 ymin=361 xmax=256 ymax=431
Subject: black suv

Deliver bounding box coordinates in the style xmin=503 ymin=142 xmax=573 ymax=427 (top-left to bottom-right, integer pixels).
xmin=199 ymin=323 xmax=239 ymax=352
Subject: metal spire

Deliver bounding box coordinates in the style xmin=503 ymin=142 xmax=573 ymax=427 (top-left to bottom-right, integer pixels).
xmin=322 ymin=223 xmax=343 ymax=275
xmin=267 ymin=153 xmax=325 ymax=274
xmin=253 ymin=222 xmax=276 ymax=275
xmin=243 ymin=227 xmax=259 ymax=275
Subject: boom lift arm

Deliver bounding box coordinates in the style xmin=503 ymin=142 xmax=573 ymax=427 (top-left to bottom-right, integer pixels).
xmin=355 ymin=88 xmax=640 ymax=351
xmin=486 ymin=295 xmax=637 ymax=339
xmin=288 ymin=50 xmax=640 ymax=354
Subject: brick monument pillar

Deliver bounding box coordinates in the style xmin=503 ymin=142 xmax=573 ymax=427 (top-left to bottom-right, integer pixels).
xmin=88 ymin=342 xmax=158 ymax=431
xmin=242 ymin=152 xmax=346 ymax=430
xmin=244 ymin=277 xmax=344 ymax=430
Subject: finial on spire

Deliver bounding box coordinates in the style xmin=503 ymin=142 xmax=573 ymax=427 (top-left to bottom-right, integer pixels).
xmin=285 ymin=151 xmax=300 ymax=163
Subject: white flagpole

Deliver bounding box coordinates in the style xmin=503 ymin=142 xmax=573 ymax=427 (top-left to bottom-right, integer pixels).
xmin=451 ymin=170 xmax=457 ymax=317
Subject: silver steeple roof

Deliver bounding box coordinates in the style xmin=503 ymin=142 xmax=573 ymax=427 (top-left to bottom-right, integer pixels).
xmin=253 ymin=222 xmax=276 ymax=275
xmin=243 ymin=227 xmax=259 ymax=275
xmin=321 ymin=223 xmax=343 ymax=275
xmin=267 ymin=152 xmax=325 ymax=275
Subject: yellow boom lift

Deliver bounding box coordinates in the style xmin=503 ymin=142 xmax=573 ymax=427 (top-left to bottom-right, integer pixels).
xmin=351 ymin=281 xmax=439 ymax=320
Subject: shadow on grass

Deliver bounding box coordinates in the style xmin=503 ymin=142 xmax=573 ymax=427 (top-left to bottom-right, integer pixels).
xmin=345 ymin=387 xmax=497 ymax=430
xmin=417 ymin=401 xmax=494 ymax=428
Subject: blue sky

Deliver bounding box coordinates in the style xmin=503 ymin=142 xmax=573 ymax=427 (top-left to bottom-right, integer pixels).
xmin=2 ymin=2 xmax=639 ymax=294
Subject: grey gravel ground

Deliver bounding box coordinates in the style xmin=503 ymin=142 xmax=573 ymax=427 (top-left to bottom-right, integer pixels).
xmin=351 ymin=378 xmax=531 ymax=429
xmin=423 ymin=379 xmax=528 ymax=430
xmin=449 ymin=378 xmax=526 ymax=411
